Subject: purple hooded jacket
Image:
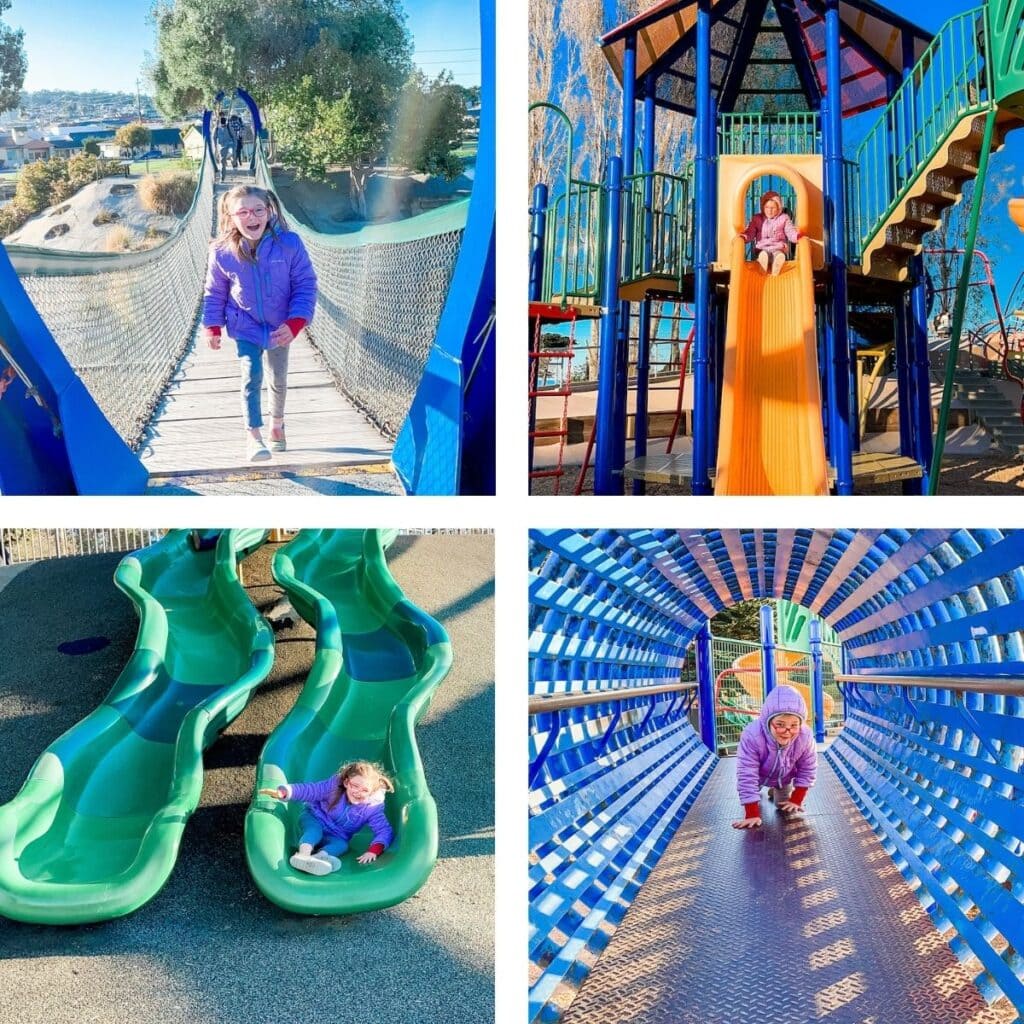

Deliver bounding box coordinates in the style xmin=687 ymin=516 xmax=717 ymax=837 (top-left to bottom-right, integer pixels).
xmin=282 ymin=778 xmax=394 ymax=850
xmin=739 ymin=191 xmax=800 ymax=254
xmin=735 ymin=684 xmax=817 ymax=805
xmin=202 ymin=225 xmax=317 ymax=349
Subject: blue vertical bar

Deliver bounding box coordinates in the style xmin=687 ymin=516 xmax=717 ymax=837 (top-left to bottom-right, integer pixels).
xmin=809 ymin=619 xmax=825 ymax=743
xmin=760 ymin=605 xmax=778 ymax=696
xmin=825 ymin=0 xmax=853 ymax=494
xmin=528 ymin=182 xmax=548 ymax=303
xmin=894 ymin=289 xmax=914 ymax=461
xmin=695 ymin=621 xmax=717 ymax=752
xmin=841 ymin=643 xmax=849 ymax=722
xmin=633 ymin=76 xmax=657 ymax=496
xmin=820 ymin=94 xmax=838 ymax=476
xmin=910 ymin=255 xmax=933 ymax=493
xmin=692 ymin=0 xmax=714 ymax=494
xmin=594 ymin=157 xmax=625 ymax=495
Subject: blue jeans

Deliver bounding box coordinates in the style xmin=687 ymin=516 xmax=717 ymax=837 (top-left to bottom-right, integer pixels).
xmin=236 ymin=339 xmax=289 ymax=429
xmin=298 ymin=811 xmax=350 ymax=856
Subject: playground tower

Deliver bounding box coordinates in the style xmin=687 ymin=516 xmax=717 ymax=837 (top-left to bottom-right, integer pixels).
xmin=529 ymin=0 xmax=1024 ymax=495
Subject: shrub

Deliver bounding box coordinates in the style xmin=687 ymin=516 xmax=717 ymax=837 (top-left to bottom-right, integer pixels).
xmin=93 ymin=208 xmax=119 ymax=226
xmin=138 ymin=171 xmax=195 ymax=216
xmin=15 ymin=160 xmax=67 ymax=215
xmin=0 ymin=203 xmax=28 ymax=238
xmin=104 ymin=225 xmax=137 ymax=252
xmin=67 ymin=152 xmax=101 ymax=191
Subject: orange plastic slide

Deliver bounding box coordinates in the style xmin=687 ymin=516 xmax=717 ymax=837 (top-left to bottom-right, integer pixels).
xmin=714 ymin=235 xmax=829 ymax=494
xmin=731 ymin=649 xmax=835 ymax=724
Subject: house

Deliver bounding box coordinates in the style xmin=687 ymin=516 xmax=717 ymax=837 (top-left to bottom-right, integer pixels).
xmin=23 ymin=139 xmax=52 ymax=162
xmin=0 ymin=132 xmax=26 ymax=169
xmin=181 ymin=124 xmax=206 ymax=162
xmin=148 ymin=126 xmax=184 ymax=155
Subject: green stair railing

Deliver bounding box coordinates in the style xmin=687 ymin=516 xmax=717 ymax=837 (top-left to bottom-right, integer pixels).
xmin=988 ymin=0 xmax=1024 ymax=114
xmin=621 ymin=168 xmax=694 ymax=291
xmin=718 ymin=112 xmax=820 ymax=155
xmin=854 ymin=7 xmax=992 ymax=255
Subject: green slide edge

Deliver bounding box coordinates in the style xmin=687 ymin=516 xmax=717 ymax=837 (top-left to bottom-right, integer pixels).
xmin=245 ymin=528 xmax=452 ymax=915
xmin=0 ymin=529 xmax=273 ymax=925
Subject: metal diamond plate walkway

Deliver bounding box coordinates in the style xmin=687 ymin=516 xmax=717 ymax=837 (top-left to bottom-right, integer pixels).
xmin=561 ymin=755 xmax=1013 ymax=1024
xmin=138 ymin=172 xmax=397 ymax=490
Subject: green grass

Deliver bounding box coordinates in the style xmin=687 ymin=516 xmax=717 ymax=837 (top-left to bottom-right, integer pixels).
xmin=452 ymin=141 xmax=478 ymax=160
xmin=128 ymin=155 xmax=195 ymax=174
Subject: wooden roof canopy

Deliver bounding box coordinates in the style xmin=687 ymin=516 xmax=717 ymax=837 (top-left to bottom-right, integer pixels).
xmin=601 ymin=0 xmax=934 ymax=117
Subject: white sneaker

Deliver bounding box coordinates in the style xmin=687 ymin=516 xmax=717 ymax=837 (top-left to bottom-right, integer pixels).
xmin=313 ymin=851 xmax=342 ymax=873
xmin=771 ymin=251 xmax=785 ymax=276
xmin=290 ymin=852 xmax=332 ymax=876
xmin=757 ymin=250 xmax=769 ymax=274
xmin=246 ymin=434 xmax=271 ymax=462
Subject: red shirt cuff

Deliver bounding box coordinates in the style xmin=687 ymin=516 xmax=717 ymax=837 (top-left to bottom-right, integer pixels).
xmin=368 ymin=842 xmax=385 ymax=856
xmin=744 ymin=802 xmax=761 ymax=819
xmin=206 ymin=325 xmax=222 ymax=337
xmin=285 ymin=317 xmax=306 ymax=338
xmin=791 ymin=787 xmax=808 ymax=806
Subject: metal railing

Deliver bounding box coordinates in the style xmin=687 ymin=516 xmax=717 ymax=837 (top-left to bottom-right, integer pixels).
xmin=541 ymin=178 xmax=603 ymax=304
xmin=621 ymin=168 xmax=694 ymax=288
xmin=0 ymin=528 xmax=166 ymax=566
xmin=855 ymin=7 xmax=991 ymax=254
xmin=718 ymin=112 xmax=820 ymax=155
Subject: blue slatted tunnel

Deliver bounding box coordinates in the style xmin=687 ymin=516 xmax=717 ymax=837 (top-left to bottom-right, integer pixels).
xmin=529 ymin=529 xmax=1024 ymax=1024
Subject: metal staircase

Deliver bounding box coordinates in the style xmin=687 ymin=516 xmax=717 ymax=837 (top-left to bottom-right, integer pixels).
xmin=952 ymin=366 xmax=1024 ymax=456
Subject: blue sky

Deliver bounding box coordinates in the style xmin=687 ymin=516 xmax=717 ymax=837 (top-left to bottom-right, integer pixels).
xmin=7 ymin=0 xmax=481 ymax=92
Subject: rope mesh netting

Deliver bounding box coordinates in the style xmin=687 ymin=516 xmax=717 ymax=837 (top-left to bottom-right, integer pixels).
xmin=256 ymin=148 xmax=466 ymax=438
xmin=11 ymin=158 xmax=216 ymax=448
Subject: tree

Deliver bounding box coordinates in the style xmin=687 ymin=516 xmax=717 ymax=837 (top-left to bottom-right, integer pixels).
xmin=83 ymin=138 xmax=101 ymax=157
xmin=713 ymin=600 xmax=773 ymax=643
xmin=0 ymin=0 xmax=26 ymax=115
xmin=114 ymin=123 xmax=151 ymax=157
xmin=14 ymin=159 xmax=67 ymax=215
xmin=390 ymin=70 xmax=466 ymax=180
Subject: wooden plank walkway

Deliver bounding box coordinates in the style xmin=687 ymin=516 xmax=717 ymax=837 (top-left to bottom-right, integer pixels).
xmin=138 ymin=170 xmax=397 ymax=489
xmin=139 ymin=326 xmax=394 ymax=481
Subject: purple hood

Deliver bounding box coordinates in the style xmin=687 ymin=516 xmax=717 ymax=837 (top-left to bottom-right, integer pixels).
xmin=735 ymin=684 xmax=817 ymax=804
xmin=202 ymin=225 xmax=317 ymax=349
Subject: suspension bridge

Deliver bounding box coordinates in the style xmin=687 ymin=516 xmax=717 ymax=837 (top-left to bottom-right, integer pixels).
xmin=0 ymin=10 xmax=495 ymax=496
xmin=530 ymin=528 xmax=1024 ymax=1023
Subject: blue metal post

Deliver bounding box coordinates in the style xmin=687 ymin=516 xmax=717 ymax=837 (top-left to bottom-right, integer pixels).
xmin=820 ymin=94 xmax=837 ymax=474
xmin=841 ymin=643 xmax=849 ymax=722
xmin=809 ymin=619 xmax=826 ymax=742
xmin=528 ymin=182 xmax=548 ymax=303
xmin=695 ymin=620 xmax=717 ymax=752
xmin=910 ymin=256 xmax=933 ymax=493
xmin=692 ymin=0 xmax=714 ymax=494
xmin=893 ymin=289 xmax=916 ymax=493
xmin=633 ymin=77 xmax=657 ymax=496
xmin=594 ymin=157 xmax=625 ymax=495
xmin=760 ymin=605 xmax=778 ymax=697
xmin=824 ymin=0 xmax=853 ymax=494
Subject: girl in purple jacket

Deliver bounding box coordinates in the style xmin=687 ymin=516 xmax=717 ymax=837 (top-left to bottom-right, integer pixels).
xmin=731 ymin=684 xmax=817 ymax=830
xmin=737 ymin=190 xmax=803 ymax=276
xmin=260 ymin=760 xmax=395 ymax=876
xmin=202 ymin=185 xmax=317 ymax=462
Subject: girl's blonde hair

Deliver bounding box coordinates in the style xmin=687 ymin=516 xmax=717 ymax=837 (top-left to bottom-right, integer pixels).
xmin=215 ymin=185 xmax=289 ymax=262
xmin=328 ymin=760 xmax=395 ymax=809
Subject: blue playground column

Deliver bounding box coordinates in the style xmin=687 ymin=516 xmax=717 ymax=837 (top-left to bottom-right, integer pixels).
xmin=910 ymin=256 xmax=933 ymax=493
xmin=695 ymin=620 xmax=717 ymax=752
xmin=893 ymin=288 xmax=917 ymax=494
xmin=691 ymin=0 xmax=714 ymax=495
xmin=528 ymin=182 xmax=548 ymax=303
xmin=633 ymin=77 xmax=657 ymax=497
xmin=594 ymin=156 xmax=625 ymax=495
xmin=760 ymin=605 xmax=778 ymax=696
xmin=823 ymin=0 xmax=854 ymax=494
xmin=809 ymin=619 xmax=826 ymax=742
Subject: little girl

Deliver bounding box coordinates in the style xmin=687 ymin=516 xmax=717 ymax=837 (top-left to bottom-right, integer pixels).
xmin=202 ymin=185 xmax=318 ymax=462
xmin=732 ymin=684 xmax=817 ymax=829
xmin=259 ymin=760 xmax=395 ymax=875
xmin=738 ymin=190 xmax=802 ymax=276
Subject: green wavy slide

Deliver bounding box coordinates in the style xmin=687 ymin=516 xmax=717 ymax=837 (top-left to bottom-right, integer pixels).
xmin=0 ymin=529 xmax=273 ymax=924
xmin=246 ymin=529 xmax=452 ymax=915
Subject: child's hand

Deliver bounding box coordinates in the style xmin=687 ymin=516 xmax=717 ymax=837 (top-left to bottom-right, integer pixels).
xmin=356 ymin=851 xmax=378 ymax=864
xmin=268 ymin=324 xmax=294 ymax=348
xmin=777 ymin=800 xmax=805 ymax=814
xmin=732 ymin=817 xmax=762 ymax=829
xmin=258 ymin=787 xmax=283 ymax=799
xmin=203 ymin=327 xmax=221 ymax=350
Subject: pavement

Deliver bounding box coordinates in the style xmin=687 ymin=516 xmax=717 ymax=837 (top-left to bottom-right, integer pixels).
xmin=0 ymin=533 xmax=494 ymax=1024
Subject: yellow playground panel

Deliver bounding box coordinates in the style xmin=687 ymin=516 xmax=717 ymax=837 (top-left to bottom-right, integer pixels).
xmin=730 ymin=649 xmax=836 ymax=727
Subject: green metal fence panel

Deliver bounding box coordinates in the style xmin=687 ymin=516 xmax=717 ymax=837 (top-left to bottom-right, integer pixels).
xmin=620 ymin=169 xmax=694 ymax=289
xmin=542 ymin=179 xmax=603 ymax=304
xmin=711 ymin=635 xmax=761 ymax=752
xmin=718 ymin=112 xmax=820 ymax=155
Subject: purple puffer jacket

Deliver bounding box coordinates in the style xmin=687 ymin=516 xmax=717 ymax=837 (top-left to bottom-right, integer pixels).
xmin=202 ymin=225 xmax=317 ymax=349
xmin=282 ymin=779 xmax=394 ymax=848
xmin=735 ymin=684 xmax=817 ymax=805
xmin=740 ymin=211 xmax=800 ymax=254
